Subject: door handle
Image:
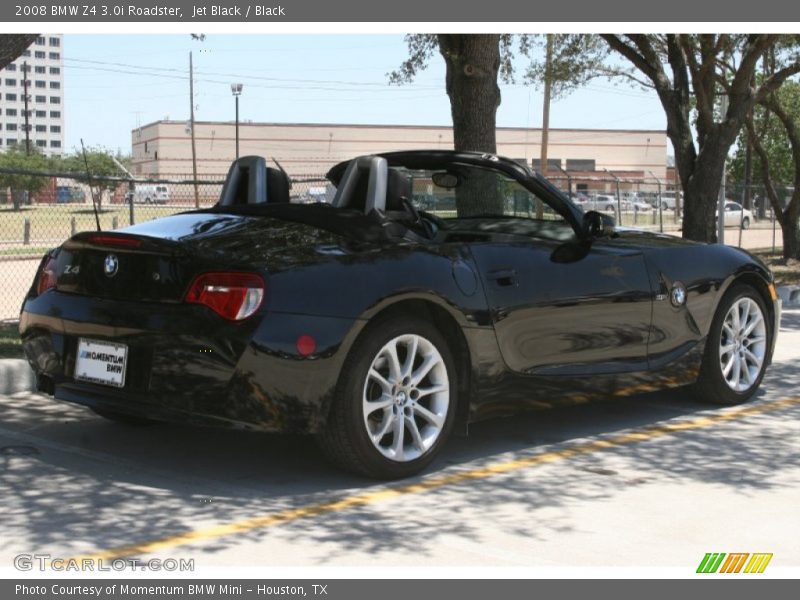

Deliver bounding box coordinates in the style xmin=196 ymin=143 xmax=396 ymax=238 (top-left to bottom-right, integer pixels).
xmin=487 ymin=268 xmax=518 ymax=286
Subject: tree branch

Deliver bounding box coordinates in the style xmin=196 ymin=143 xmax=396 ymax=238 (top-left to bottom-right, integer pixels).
xmin=600 ymin=35 xmax=659 ymax=84
xmin=756 ymin=61 xmax=800 ymax=101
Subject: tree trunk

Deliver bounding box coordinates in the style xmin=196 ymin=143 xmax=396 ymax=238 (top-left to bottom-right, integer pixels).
xmin=673 ymin=125 xmax=739 ymax=243
xmin=438 ymin=34 xmax=503 ymax=217
xmin=681 ymin=159 xmax=726 ymax=243
xmin=438 ymin=34 xmax=501 ymax=153
xmin=784 ymin=193 xmax=800 ymax=259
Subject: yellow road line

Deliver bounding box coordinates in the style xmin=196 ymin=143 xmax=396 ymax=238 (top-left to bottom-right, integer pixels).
xmin=75 ymin=395 xmax=800 ymax=561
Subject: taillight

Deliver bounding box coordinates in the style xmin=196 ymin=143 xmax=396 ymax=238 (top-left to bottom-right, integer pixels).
xmin=36 ymin=255 xmax=58 ymax=296
xmin=185 ymin=272 xmax=265 ymax=321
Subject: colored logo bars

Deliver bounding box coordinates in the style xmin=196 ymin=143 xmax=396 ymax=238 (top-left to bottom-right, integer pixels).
xmin=696 ymin=553 xmax=773 ymax=574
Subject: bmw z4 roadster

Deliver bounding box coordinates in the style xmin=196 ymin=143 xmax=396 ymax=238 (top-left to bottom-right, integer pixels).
xmin=19 ymin=151 xmax=780 ymax=479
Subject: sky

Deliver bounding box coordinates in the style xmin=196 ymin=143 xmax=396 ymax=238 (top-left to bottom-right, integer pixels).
xmin=63 ymin=34 xmax=668 ymax=156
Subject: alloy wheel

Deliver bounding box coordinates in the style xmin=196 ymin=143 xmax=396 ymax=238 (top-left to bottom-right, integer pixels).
xmin=362 ymin=334 xmax=449 ymax=462
xmin=719 ymin=297 xmax=767 ymax=392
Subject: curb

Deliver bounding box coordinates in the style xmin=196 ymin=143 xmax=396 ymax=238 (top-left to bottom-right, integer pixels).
xmin=777 ymin=285 xmax=800 ymax=308
xmin=0 ymin=358 xmax=36 ymax=395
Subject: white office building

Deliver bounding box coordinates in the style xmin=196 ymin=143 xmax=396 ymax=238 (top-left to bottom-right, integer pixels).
xmin=0 ymin=34 xmax=64 ymax=155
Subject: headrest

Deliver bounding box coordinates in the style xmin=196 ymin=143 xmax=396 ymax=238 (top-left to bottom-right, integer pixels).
xmin=331 ymin=156 xmax=388 ymax=214
xmin=218 ymin=156 xmax=291 ymax=206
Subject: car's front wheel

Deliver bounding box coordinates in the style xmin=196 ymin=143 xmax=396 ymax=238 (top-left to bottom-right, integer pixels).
xmin=693 ymin=284 xmax=771 ymax=405
xmin=319 ymin=316 xmax=457 ymax=479
xmin=742 ymin=217 xmax=751 ymax=229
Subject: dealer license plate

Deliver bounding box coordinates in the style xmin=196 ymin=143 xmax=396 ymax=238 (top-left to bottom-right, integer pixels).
xmin=74 ymin=338 xmax=128 ymax=388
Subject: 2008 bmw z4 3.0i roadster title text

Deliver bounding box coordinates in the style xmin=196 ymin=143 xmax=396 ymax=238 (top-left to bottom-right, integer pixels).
xmin=19 ymin=151 xmax=780 ymax=479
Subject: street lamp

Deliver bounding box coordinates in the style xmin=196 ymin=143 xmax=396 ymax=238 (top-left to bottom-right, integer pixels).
xmin=231 ymin=83 xmax=243 ymax=159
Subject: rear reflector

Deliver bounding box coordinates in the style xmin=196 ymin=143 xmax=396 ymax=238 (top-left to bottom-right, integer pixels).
xmin=296 ymin=335 xmax=317 ymax=357
xmin=185 ymin=272 xmax=265 ymax=321
xmin=36 ymin=255 xmax=58 ymax=296
xmin=85 ymin=234 xmax=142 ymax=248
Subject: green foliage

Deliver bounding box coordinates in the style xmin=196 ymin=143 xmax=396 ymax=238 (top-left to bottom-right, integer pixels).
xmin=57 ymin=147 xmax=125 ymax=193
xmin=388 ymin=33 xmax=607 ymax=94
xmin=387 ymin=34 xmax=440 ymax=85
xmin=731 ymin=82 xmax=800 ymax=185
xmin=0 ymin=145 xmax=51 ymax=199
xmin=521 ymin=34 xmax=609 ymax=100
xmin=389 ymin=34 xmax=521 ymax=85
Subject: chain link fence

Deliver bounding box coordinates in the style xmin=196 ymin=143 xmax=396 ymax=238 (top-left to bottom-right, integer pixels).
xmin=0 ymin=167 xmax=789 ymax=320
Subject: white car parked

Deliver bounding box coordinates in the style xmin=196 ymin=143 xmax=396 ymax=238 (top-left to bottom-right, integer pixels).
xmin=719 ymin=201 xmax=754 ymax=229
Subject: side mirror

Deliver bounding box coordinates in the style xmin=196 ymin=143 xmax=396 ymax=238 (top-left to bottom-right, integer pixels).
xmin=583 ymin=210 xmax=616 ymax=239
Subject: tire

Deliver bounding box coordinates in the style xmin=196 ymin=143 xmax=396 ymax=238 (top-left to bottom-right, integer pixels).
xmin=661 ymin=201 xmax=668 ymax=210
xmin=606 ymin=205 xmax=614 ymax=212
xmin=318 ymin=316 xmax=458 ymax=479
xmin=741 ymin=217 xmax=751 ymax=229
xmin=692 ymin=284 xmax=771 ymax=405
xmin=91 ymin=407 xmax=155 ymax=426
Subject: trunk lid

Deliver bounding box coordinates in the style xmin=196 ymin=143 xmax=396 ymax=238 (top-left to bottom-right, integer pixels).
xmin=55 ymin=230 xmax=192 ymax=302
xmin=52 ymin=210 xmax=348 ymax=302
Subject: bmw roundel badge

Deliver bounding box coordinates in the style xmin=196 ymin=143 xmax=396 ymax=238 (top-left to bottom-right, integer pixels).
xmin=670 ymin=282 xmax=687 ymax=307
xmin=103 ymin=254 xmax=119 ymax=278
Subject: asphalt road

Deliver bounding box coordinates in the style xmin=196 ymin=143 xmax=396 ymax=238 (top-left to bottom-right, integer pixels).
xmin=0 ymin=309 xmax=798 ymax=572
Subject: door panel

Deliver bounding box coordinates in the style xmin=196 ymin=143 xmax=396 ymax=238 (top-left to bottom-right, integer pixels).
xmin=470 ymin=240 xmax=653 ymax=375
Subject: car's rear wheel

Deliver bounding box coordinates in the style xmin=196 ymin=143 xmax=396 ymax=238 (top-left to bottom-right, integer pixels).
xmin=91 ymin=407 xmax=155 ymax=426
xmin=692 ymin=284 xmax=771 ymax=405
xmin=319 ymin=316 xmax=457 ymax=479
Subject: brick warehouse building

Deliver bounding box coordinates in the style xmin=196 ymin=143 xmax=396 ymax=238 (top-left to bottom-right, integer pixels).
xmin=130 ymin=121 xmax=668 ymax=184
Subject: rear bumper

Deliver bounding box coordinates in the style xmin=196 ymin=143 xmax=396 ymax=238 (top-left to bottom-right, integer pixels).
xmin=20 ymin=290 xmax=363 ymax=433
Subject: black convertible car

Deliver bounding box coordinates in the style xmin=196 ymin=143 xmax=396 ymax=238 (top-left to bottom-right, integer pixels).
xmin=19 ymin=151 xmax=779 ymax=479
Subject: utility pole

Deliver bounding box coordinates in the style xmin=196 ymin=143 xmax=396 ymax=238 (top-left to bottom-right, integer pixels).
xmin=536 ymin=34 xmax=554 ymax=220
xmin=717 ymin=93 xmax=728 ymax=245
xmin=743 ymin=136 xmax=753 ymax=211
xmin=189 ymin=51 xmax=199 ymax=208
xmin=22 ymin=61 xmax=31 ymax=155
